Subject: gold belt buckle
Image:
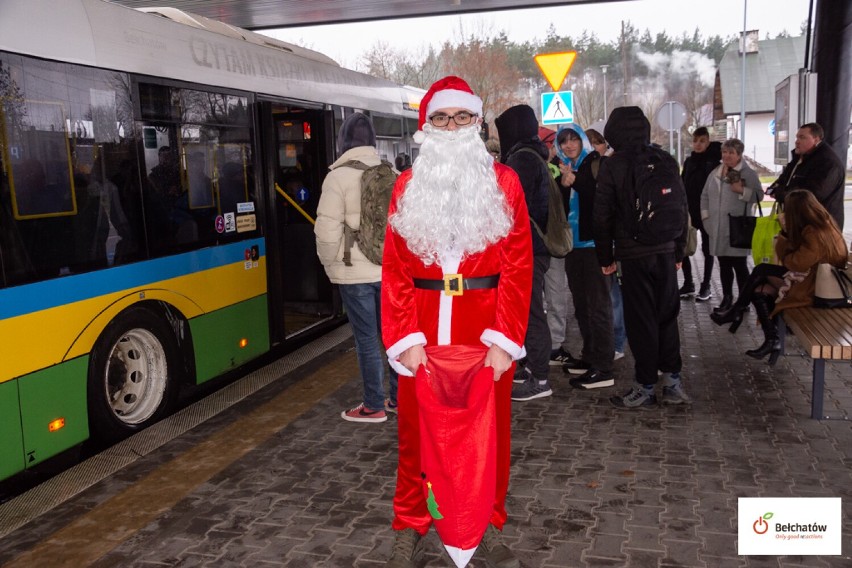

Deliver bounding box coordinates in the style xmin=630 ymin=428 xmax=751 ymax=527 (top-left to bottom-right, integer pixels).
xmin=443 ymin=274 xmax=463 ymax=296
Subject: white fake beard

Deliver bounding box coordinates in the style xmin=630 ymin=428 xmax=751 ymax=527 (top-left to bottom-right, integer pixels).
xmin=390 ymin=123 xmax=513 ymax=266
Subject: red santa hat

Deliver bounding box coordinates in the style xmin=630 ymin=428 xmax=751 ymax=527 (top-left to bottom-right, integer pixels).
xmin=413 ymin=76 xmax=483 ymax=144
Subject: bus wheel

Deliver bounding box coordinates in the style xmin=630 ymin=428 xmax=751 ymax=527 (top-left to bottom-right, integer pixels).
xmin=87 ymin=307 xmax=181 ymax=442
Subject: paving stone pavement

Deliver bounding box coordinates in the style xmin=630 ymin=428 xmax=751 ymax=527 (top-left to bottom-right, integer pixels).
xmin=1 ymin=256 xmax=851 ymax=567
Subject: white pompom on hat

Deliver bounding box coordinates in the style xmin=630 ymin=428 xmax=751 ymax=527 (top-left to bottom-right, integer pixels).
xmin=413 ymin=75 xmax=483 ymax=144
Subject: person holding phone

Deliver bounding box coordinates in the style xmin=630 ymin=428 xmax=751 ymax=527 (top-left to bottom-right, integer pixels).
xmin=554 ymin=124 xmax=615 ymax=390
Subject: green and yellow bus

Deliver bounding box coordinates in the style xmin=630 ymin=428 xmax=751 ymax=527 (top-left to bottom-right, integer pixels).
xmin=0 ymin=0 xmax=422 ymax=482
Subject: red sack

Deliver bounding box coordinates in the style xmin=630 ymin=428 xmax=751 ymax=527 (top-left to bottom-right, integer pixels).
xmin=416 ymin=345 xmax=496 ymax=568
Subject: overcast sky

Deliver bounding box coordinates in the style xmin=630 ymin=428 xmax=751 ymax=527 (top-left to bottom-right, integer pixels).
xmin=261 ymin=0 xmax=811 ymax=69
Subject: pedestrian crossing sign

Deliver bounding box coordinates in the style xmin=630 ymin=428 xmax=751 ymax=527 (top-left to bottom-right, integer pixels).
xmin=541 ymin=91 xmax=574 ymax=125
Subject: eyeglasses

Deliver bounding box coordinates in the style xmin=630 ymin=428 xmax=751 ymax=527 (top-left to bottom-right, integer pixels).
xmin=428 ymin=111 xmax=477 ymax=127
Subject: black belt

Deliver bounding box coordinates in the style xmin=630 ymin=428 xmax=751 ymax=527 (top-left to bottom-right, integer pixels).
xmin=413 ymin=274 xmax=500 ymax=296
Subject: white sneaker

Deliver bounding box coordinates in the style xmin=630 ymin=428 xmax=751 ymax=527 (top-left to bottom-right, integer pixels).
xmin=614 ymin=351 xmax=625 ymax=361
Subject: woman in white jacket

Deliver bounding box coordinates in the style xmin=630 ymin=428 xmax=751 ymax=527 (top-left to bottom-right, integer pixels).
xmin=315 ymin=113 xmax=397 ymax=423
xmin=700 ymin=138 xmax=764 ymax=313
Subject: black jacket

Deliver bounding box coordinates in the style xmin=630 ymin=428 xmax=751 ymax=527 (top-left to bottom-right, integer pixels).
xmin=769 ymin=142 xmax=845 ymax=229
xmin=557 ymin=152 xmax=603 ymax=244
xmin=496 ymin=105 xmax=550 ymax=257
xmin=681 ymin=141 xmax=721 ymax=229
xmin=593 ymin=106 xmax=687 ymax=265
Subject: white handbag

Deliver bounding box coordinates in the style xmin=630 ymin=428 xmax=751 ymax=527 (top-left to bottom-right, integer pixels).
xmin=813 ymin=253 xmax=852 ymax=309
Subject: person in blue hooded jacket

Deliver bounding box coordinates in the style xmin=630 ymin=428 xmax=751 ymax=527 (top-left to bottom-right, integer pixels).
xmin=555 ymin=124 xmax=615 ymax=390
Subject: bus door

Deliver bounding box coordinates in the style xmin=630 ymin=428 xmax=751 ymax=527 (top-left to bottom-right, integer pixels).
xmin=258 ymin=100 xmax=336 ymax=343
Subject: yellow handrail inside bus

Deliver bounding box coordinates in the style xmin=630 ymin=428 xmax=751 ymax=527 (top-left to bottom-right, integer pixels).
xmin=274 ymin=182 xmax=315 ymax=225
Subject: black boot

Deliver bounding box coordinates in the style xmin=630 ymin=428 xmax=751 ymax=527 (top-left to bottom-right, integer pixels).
xmin=713 ymin=295 xmax=733 ymax=313
xmin=710 ymin=303 xmax=747 ymax=333
xmin=745 ymin=294 xmax=781 ymax=365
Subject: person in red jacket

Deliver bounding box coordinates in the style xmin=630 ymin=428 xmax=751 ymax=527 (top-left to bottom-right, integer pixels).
xmin=381 ymin=76 xmax=532 ymax=568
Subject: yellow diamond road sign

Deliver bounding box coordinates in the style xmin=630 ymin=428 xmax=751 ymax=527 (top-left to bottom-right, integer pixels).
xmin=534 ymin=51 xmax=577 ymax=92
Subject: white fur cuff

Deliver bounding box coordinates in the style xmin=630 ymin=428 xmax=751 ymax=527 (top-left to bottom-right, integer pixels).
xmin=387 ymin=332 xmax=427 ymax=360
xmin=389 ymin=358 xmax=415 ymax=377
xmin=480 ymin=329 xmax=526 ymax=360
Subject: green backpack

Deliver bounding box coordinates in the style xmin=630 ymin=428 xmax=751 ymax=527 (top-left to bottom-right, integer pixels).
xmin=339 ymin=159 xmax=397 ymax=266
xmin=516 ymin=148 xmax=574 ymax=258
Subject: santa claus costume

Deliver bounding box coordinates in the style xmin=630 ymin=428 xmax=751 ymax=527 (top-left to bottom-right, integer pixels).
xmin=381 ymin=76 xmax=533 ymax=567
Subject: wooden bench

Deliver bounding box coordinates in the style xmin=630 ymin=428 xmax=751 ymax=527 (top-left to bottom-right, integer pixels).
xmin=779 ymin=307 xmax=852 ymax=419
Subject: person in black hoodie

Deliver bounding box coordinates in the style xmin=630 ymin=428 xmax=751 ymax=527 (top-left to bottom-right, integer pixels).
xmin=593 ymin=106 xmax=691 ymax=409
xmin=494 ymin=104 xmax=552 ymax=402
xmin=679 ymin=127 xmax=721 ymax=301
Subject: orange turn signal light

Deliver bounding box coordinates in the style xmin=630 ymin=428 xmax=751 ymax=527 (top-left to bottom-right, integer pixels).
xmin=239 ymin=338 xmax=248 ymax=348
xmin=48 ymin=418 xmax=65 ymax=432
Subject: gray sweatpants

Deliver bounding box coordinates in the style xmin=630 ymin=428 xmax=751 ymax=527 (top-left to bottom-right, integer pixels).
xmin=544 ymin=256 xmax=570 ymax=350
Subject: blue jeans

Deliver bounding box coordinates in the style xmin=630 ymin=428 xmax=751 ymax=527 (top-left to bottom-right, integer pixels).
xmin=338 ymin=282 xmax=398 ymax=410
xmin=610 ymin=272 xmax=626 ymax=353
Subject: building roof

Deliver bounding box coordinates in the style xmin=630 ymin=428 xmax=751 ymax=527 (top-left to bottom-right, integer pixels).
xmin=719 ymin=35 xmax=806 ymax=115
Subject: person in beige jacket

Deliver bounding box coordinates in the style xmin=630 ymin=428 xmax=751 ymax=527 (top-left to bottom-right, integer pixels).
xmin=315 ymin=112 xmax=397 ymax=423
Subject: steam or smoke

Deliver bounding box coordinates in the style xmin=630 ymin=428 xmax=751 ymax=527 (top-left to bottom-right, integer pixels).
xmin=636 ymin=50 xmax=717 ymax=87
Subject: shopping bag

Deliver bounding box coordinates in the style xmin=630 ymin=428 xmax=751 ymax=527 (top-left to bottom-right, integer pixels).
xmin=751 ymin=202 xmax=781 ymax=264
xmin=416 ymin=344 xmax=496 ymax=568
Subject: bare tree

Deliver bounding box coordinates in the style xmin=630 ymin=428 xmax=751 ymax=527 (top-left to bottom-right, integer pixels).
xmin=438 ymin=39 xmax=524 ymax=123
xmin=682 ymin=72 xmax=713 ymax=128
xmin=569 ymin=69 xmax=606 ymax=128
xmin=359 ymin=41 xmax=428 ymax=87
xmin=360 ymin=41 xmax=397 ymax=80
xmin=413 ymin=46 xmax=442 ymax=89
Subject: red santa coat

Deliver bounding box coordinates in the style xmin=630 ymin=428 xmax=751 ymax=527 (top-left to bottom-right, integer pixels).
xmin=381 ymin=162 xmax=533 ymax=538
xmin=382 ymin=163 xmax=533 ymax=364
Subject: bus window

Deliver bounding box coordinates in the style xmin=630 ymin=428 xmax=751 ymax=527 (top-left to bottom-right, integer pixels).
xmin=136 ymin=82 xmax=256 ymax=254
xmin=184 ymin=147 xmax=215 ymax=210
xmin=0 ymin=53 xmax=144 ymax=285
xmin=4 ymin=102 xmax=76 ymax=219
xmin=217 ymin=143 xmax=251 ymax=215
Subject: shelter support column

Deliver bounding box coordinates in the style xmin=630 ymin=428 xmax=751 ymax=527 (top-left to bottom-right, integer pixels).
xmin=813 ymin=0 xmax=852 ymax=165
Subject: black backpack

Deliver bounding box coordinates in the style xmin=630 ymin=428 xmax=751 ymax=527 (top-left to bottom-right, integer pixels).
xmin=628 ymin=146 xmax=687 ymax=246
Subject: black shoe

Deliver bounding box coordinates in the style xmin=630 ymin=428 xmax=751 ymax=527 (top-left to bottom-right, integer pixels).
xmin=713 ymin=295 xmax=733 ymax=313
xmin=678 ymin=282 xmax=695 ymax=298
xmin=569 ymin=368 xmax=614 ymax=389
xmin=386 ymin=528 xmax=424 ymax=568
xmin=696 ymin=283 xmax=713 ymax=301
xmin=746 ymin=339 xmax=781 ymax=365
xmin=710 ymin=305 xmax=746 ymax=333
xmin=511 ymin=379 xmax=553 ymax=401
xmin=746 ymin=294 xmax=781 ymax=365
xmin=562 ymin=356 xmax=591 ymax=375
xmin=610 ymin=385 xmax=657 ymax=409
xmin=549 ymin=347 xmax=574 ymax=366
xmin=480 ymin=524 xmax=519 ymax=568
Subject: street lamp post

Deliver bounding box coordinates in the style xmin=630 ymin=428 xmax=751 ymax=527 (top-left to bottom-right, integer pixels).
xmin=740 ymin=0 xmax=747 ymax=142
xmin=600 ymin=65 xmax=609 ymax=121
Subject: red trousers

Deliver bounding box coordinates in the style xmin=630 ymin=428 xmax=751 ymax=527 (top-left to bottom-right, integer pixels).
xmin=391 ymin=361 xmax=514 ymax=534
